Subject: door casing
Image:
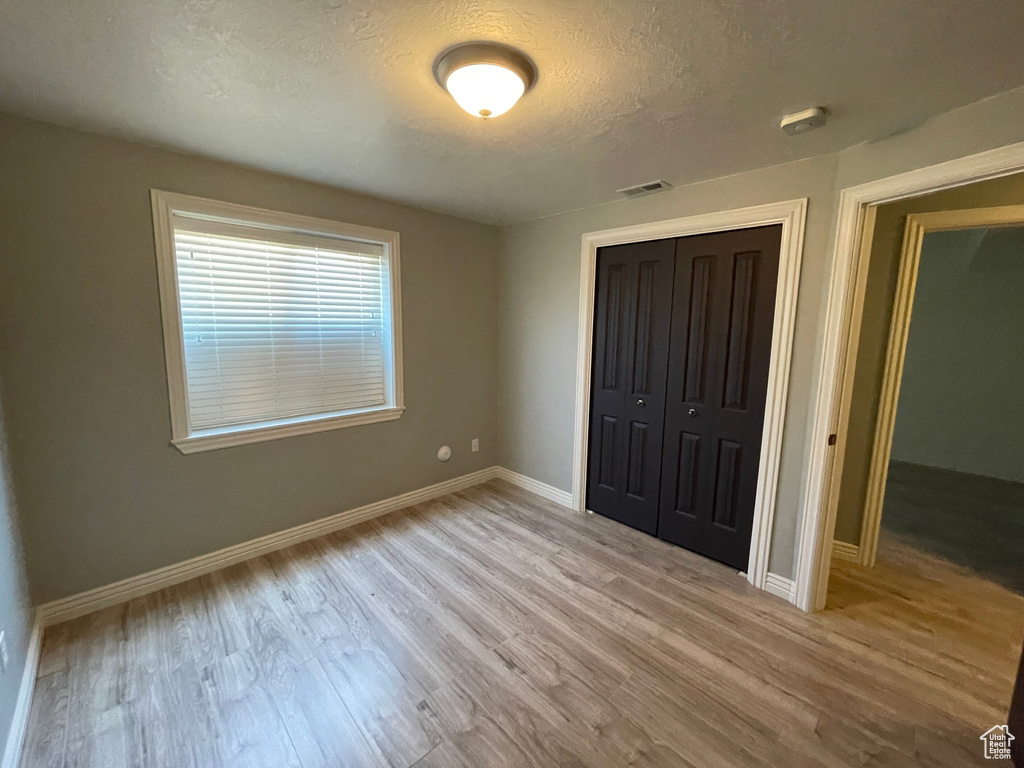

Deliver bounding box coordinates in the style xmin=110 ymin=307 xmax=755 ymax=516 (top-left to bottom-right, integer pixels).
xmin=572 ymin=200 xmax=808 ymax=598
xmin=857 ymin=204 xmax=1024 ymax=569
xmin=798 ymin=140 xmax=1024 ymax=613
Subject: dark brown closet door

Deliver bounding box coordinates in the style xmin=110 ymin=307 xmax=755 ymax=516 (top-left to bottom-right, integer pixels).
xmin=587 ymin=240 xmax=676 ymax=534
xmin=657 ymin=225 xmax=781 ymax=569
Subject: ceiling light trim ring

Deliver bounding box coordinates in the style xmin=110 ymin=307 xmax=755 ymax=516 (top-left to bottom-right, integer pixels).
xmin=433 ymin=42 xmax=538 ymax=94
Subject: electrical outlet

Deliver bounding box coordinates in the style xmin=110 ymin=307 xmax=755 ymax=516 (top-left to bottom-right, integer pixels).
xmin=0 ymin=630 xmax=7 ymax=674
xmin=471 ymin=438 xmax=479 ymax=452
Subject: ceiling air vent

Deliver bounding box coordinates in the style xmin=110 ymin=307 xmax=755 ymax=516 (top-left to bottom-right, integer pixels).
xmin=617 ymin=180 xmax=672 ymax=198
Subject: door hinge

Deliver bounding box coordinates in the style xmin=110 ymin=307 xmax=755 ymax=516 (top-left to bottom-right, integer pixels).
xmin=827 ymin=433 xmax=837 ymax=447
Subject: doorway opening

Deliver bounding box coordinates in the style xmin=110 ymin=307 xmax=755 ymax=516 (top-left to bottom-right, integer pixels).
xmin=818 ymin=185 xmax=1024 ymax=745
xmin=818 ymin=183 xmax=1024 ymax=597
xmin=799 ymin=142 xmax=1024 ymax=613
xmin=839 ymin=206 xmax=1024 ymax=593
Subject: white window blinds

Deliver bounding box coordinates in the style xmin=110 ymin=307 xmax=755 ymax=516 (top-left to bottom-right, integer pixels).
xmin=172 ymin=217 xmax=391 ymax=431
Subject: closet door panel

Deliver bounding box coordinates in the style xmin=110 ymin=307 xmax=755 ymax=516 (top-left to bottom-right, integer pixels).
xmin=658 ymin=226 xmax=782 ymax=569
xmin=587 ymin=240 xmax=675 ymax=533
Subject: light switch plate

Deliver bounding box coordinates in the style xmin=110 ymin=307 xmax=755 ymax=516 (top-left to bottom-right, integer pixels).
xmin=471 ymin=438 xmax=479 ymax=452
xmin=0 ymin=630 xmax=7 ymax=673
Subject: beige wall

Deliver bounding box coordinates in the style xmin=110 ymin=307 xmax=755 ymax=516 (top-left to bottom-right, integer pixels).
xmin=0 ymin=362 xmax=33 ymax=759
xmin=0 ymin=113 xmax=502 ymax=603
xmin=833 ymin=173 xmax=1024 ymax=544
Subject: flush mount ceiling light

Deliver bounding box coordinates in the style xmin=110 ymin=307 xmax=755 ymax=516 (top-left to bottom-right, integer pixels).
xmin=434 ymin=42 xmax=537 ymax=119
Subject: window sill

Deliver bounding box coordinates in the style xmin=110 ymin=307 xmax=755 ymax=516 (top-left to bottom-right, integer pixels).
xmin=171 ymin=406 xmax=405 ymax=455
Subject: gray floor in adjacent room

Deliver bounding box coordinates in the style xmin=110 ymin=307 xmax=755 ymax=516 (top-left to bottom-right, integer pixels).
xmin=881 ymin=460 xmax=1024 ymax=594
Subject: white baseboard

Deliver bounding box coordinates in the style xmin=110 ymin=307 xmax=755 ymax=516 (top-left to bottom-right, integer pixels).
xmin=764 ymin=573 xmax=798 ymax=603
xmin=831 ymin=540 xmax=861 ymax=563
xmin=39 ymin=466 xmax=502 ymax=626
xmin=37 ymin=464 xmax=792 ymax=628
xmin=494 ymin=468 xmax=573 ymax=508
xmin=1 ymin=610 xmax=43 ymax=768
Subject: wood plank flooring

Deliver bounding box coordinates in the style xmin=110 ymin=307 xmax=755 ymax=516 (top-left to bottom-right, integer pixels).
xmin=19 ymin=480 xmax=1024 ymax=767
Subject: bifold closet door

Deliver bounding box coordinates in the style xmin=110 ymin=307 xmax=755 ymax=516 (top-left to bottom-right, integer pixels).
xmin=657 ymin=225 xmax=782 ymax=569
xmin=587 ymin=240 xmax=676 ymax=534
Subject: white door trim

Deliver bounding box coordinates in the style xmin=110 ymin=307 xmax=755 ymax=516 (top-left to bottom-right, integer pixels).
xmin=795 ymin=140 xmax=1024 ymax=612
xmin=858 ymin=203 xmax=1024 ymax=568
xmin=0 ymin=612 xmax=42 ymax=768
xmin=571 ymin=199 xmax=808 ymax=594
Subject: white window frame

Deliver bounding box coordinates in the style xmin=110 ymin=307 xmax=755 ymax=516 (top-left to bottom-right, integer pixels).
xmin=151 ymin=190 xmax=404 ymax=454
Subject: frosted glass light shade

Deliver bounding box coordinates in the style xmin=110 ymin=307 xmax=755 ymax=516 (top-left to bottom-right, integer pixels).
xmin=445 ymin=63 xmax=526 ymax=118
xmin=434 ymin=43 xmax=537 ymax=119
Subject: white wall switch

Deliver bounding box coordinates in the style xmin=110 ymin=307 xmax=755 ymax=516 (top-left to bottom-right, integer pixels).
xmin=0 ymin=630 xmax=7 ymax=673
xmin=471 ymin=438 xmax=479 ymax=452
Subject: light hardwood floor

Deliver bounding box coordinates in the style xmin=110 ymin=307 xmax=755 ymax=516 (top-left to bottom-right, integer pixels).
xmin=18 ymin=480 xmax=1024 ymax=767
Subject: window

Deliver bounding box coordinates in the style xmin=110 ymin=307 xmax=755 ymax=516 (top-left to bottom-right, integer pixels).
xmin=152 ymin=191 xmax=403 ymax=453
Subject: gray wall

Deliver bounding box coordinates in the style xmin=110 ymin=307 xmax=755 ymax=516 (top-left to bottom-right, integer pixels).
xmin=834 ymin=86 xmax=1024 ymax=191
xmin=833 ymin=173 xmax=1024 ymax=544
xmin=0 ymin=363 xmax=33 ymax=758
xmin=5 ymin=82 xmax=1024 ymax=602
xmin=500 ymin=83 xmax=1024 ymax=579
xmin=499 ymin=154 xmax=841 ymax=576
xmin=0 ymin=113 xmax=502 ymax=604
xmin=823 ymin=83 xmax=1024 ymax=547
xmin=890 ymin=227 xmax=1024 ymax=482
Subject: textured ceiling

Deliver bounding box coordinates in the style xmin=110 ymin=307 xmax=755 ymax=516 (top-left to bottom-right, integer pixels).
xmin=2 ymin=1 xmax=1024 ymax=225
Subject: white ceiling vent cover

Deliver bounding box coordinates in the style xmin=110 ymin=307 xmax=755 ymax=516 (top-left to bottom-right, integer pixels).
xmin=617 ymin=180 xmax=672 ymax=198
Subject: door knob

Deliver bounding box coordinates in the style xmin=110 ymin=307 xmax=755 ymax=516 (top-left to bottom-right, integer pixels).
xmin=688 ymin=408 xmax=697 ymax=416
xmin=637 ymin=398 xmax=646 ymax=407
